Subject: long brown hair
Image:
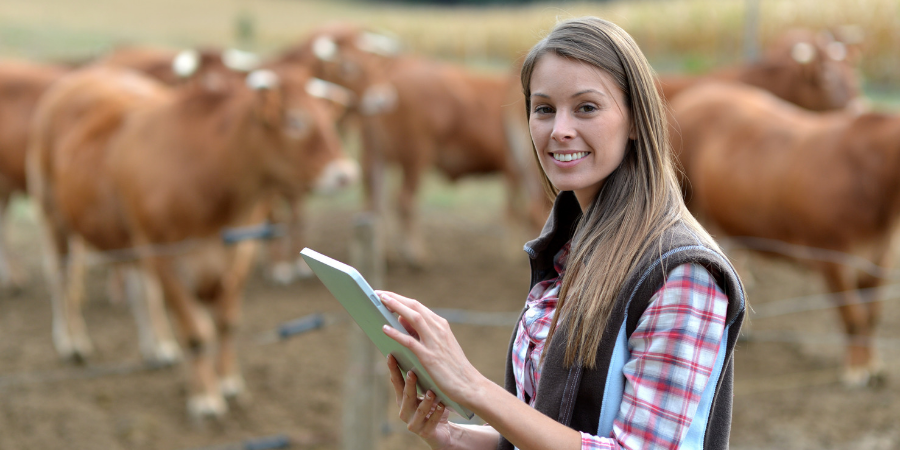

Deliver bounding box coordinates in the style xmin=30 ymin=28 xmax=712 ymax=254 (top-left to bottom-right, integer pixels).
xmin=522 ymin=17 xmax=721 ymax=368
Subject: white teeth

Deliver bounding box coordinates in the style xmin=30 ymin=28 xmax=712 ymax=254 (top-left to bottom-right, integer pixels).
xmin=552 ymin=152 xmax=588 ymax=162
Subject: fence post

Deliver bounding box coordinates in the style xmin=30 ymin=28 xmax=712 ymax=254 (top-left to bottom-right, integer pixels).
xmin=343 ymin=213 xmax=388 ymax=450
xmin=743 ymin=0 xmax=761 ymax=61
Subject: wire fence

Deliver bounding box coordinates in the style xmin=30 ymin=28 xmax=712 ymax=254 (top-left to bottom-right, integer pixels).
xmin=3 ymin=234 xmax=899 ymax=400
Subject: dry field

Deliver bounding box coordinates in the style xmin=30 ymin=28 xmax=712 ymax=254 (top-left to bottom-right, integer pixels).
xmin=0 ymin=175 xmax=899 ymax=449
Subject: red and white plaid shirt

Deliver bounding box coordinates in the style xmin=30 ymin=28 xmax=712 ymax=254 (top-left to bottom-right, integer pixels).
xmin=512 ymin=242 xmax=728 ymax=449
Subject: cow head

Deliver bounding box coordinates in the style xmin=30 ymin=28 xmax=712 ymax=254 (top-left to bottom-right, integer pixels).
xmin=171 ymin=47 xmax=261 ymax=92
xmin=280 ymin=22 xmax=400 ymax=103
xmin=244 ymin=65 xmax=359 ymax=195
xmin=763 ymin=28 xmax=864 ymax=112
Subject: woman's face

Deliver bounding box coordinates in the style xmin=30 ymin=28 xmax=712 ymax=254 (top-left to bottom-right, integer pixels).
xmin=528 ymin=52 xmax=633 ymax=210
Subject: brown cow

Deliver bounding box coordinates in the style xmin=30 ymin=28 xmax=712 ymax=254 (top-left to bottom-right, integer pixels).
xmin=0 ymin=60 xmax=70 ymax=288
xmin=668 ymin=81 xmax=896 ymax=387
xmin=0 ymin=48 xmax=254 ymax=291
xmin=279 ymin=23 xmax=546 ymax=267
xmin=28 ymin=64 xmax=357 ymax=417
xmin=96 ymin=45 xmax=259 ymax=89
xmin=657 ymin=28 xmax=864 ymax=113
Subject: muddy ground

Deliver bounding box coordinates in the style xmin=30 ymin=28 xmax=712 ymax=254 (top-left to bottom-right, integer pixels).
xmin=0 ymin=185 xmax=897 ymax=450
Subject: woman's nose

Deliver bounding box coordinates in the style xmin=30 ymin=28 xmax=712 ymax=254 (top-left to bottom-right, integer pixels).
xmin=550 ymin=114 xmax=575 ymax=141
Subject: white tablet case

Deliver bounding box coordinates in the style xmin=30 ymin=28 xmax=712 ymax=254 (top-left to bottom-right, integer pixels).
xmin=300 ymin=248 xmax=475 ymax=420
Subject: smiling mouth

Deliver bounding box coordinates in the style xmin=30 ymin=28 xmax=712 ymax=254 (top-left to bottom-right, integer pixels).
xmin=551 ymin=152 xmax=588 ymax=162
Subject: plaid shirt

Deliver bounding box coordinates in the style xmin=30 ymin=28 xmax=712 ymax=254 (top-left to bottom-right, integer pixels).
xmin=512 ymin=243 xmax=728 ymax=450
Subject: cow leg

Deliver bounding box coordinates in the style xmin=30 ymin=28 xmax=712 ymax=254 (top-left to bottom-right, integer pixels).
xmin=266 ymin=197 xmax=312 ymax=285
xmin=852 ymin=239 xmax=894 ymax=383
xmin=36 ymin=206 xmax=94 ymax=362
xmin=0 ymin=193 xmax=23 ymax=290
xmin=265 ymin=197 xmax=296 ymax=285
xmin=60 ymin=236 xmax=93 ymax=362
xmin=396 ymin=165 xmax=427 ymax=268
xmin=855 ymin=270 xmax=884 ymax=383
xmin=215 ymin=239 xmax=259 ymax=403
xmin=821 ymin=262 xmax=872 ymax=387
xmin=121 ymin=264 xmax=182 ymax=366
xmin=145 ymin=255 xmax=223 ymax=419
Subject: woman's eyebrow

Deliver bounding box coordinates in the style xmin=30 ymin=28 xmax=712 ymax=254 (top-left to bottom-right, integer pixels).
xmin=530 ymin=89 xmax=608 ymax=99
xmin=572 ymin=88 xmax=607 ymax=98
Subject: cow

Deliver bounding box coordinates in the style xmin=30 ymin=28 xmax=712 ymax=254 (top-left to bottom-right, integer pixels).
xmin=657 ymin=28 xmax=865 ymax=113
xmin=667 ymin=81 xmax=897 ymax=387
xmin=278 ymin=23 xmax=548 ymax=268
xmin=28 ymin=64 xmax=358 ymax=418
xmin=0 ymin=48 xmax=257 ymax=292
xmin=96 ymin=45 xmax=260 ymax=89
xmin=98 ymin=46 xmax=355 ymax=286
xmin=0 ymin=60 xmax=71 ymax=288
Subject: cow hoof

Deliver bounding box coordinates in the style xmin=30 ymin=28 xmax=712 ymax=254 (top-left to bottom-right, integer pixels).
xmin=145 ymin=340 xmax=182 ymax=367
xmin=269 ymin=262 xmax=296 ymax=285
xmin=220 ymin=374 xmax=246 ymax=399
xmin=54 ymin=335 xmax=93 ymax=365
xmin=840 ymin=366 xmax=871 ymax=388
xmin=187 ymin=393 xmax=228 ymax=420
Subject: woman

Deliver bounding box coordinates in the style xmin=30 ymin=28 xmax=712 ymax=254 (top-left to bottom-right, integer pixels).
xmin=378 ymin=16 xmax=745 ymax=450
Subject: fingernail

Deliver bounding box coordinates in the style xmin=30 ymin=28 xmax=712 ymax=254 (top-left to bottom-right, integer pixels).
xmin=407 ymin=370 xmax=413 ymax=378
xmin=436 ymin=404 xmax=444 ymax=410
xmin=425 ymin=391 xmax=434 ymax=399
xmin=382 ymin=324 xmax=389 ymax=333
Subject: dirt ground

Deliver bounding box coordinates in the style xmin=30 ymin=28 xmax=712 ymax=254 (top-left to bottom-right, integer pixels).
xmin=0 ymin=185 xmax=898 ymax=450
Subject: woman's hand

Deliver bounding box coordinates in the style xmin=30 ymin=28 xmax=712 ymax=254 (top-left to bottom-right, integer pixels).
xmin=378 ymin=291 xmax=525 ymax=450
xmin=377 ymin=290 xmax=482 ymax=404
xmin=386 ymin=354 xmax=454 ymax=449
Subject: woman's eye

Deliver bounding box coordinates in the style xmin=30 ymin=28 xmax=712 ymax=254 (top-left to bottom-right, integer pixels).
xmin=533 ymin=105 xmax=553 ymax=114
xmin=578 ymin=104 xmax=598 ymax=113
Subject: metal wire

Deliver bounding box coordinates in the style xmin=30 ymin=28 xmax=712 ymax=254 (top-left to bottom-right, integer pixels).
xmin=749 ymin=283 xmax=900 ymax=319
xmin=722 ymin=236 xmax=900 ymax=280
xmin=740 ymin=329 xmax=900 ymax=350
xmin=68 ymin=222 xmax=285 ymax=267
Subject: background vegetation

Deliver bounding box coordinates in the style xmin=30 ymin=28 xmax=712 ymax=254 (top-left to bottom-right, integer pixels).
xmin=2 ymin=0 xmax=899 ymax=88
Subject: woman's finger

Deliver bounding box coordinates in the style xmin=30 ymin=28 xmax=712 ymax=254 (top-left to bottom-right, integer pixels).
xmin=379 ymin=293 xmax=435 ymax=339
xmin=420 ymin=402 xmax=446 ymax=435
xmin=382 ymin=323 xmax=427 ymax=357
xmin=386 ymin=355 xmax=405 ymax=407
xmin=398 ymin=370 xmax=421 ymax=423
xmin=407 ymin=390 xmax=438 ymax=434
xmin=397 ymin=315 xmax=420 ymax=339
xmin=379 ymin=291 xmax=431 ymax=320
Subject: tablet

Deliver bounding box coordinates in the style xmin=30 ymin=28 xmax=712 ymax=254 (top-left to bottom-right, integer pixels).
xmin=299 ymin=248 xmax=475 ymax=420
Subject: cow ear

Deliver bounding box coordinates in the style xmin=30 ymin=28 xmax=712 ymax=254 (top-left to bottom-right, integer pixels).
xmin=172 ymin=50 xmax=201 ymax=78
xmin=306 ymin=77 xmax=355 ymax=107
xmin=246 ymin=70 xmax=283 ymax=126
xmin=222 ymin=48 xmax=261 ymax=72
xmin=313 ymin=36 xmax=339 ymax=62
xmin=833 ymin=24 xmax=865 ymax=66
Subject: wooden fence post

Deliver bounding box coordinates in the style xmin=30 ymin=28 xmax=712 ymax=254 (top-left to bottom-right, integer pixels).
xmin=343 ymin=213 xmax=388 ymax=450
xmin=743 ymin=0 xmax=761 ymax=61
